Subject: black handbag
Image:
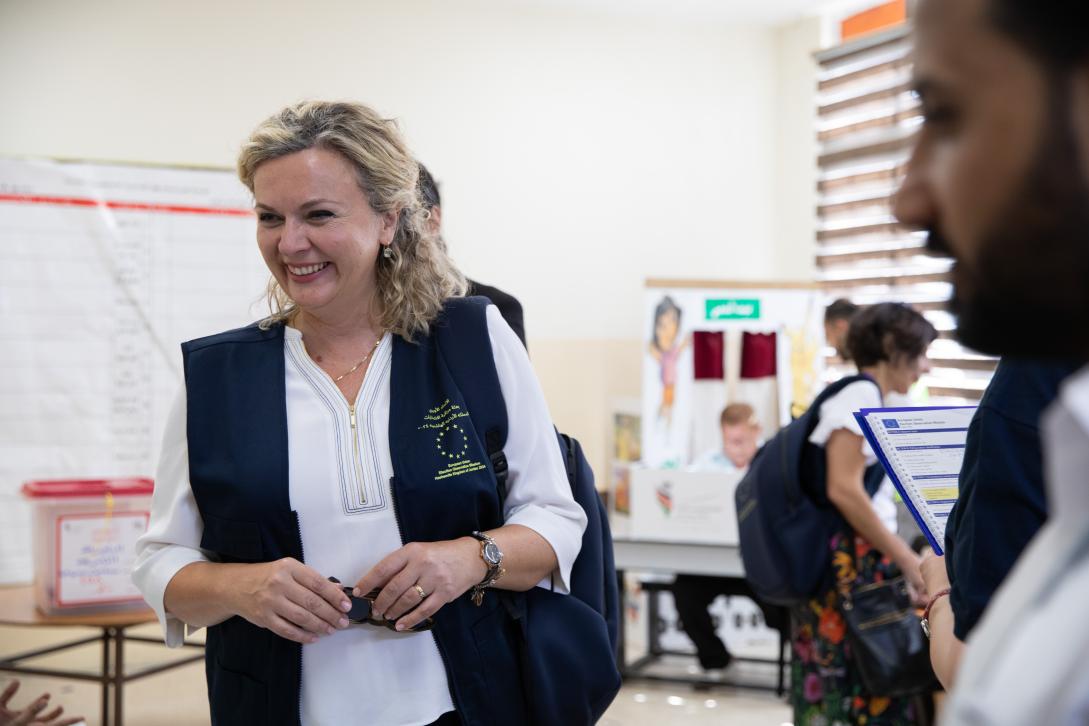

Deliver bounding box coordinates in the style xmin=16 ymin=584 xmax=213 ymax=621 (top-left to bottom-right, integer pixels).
xmin=840 ymin=576 xmax=938 ymax=697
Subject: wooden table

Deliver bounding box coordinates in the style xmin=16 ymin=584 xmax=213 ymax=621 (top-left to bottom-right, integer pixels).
xmin=0 ymin=585 xmax=205 ymax=726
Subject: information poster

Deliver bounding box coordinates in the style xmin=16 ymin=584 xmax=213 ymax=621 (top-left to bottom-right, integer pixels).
xmin=0 ymin=157 xmax=268 ymax=583
xmin=56 ymin=511 xmax=149 ymax=606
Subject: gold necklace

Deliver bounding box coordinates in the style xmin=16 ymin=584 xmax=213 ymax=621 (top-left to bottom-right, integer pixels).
xmin=332 ymin=333 xmax=385 ymax=383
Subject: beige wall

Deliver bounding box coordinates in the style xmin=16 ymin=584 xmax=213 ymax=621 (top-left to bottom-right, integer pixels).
xmin=0 ymin=0 xmax=820 ymax=480
xmin=772 ymin=17 xmax=822 ymax=283
xmin=531 ymin=17 xmax=822 ymax=476
xmin=532 ymin=338 xmax=643 ymax=477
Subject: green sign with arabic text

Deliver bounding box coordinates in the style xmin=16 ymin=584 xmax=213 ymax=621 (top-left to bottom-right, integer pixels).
xmin=705 ymin=298 xmax=761 ymax=320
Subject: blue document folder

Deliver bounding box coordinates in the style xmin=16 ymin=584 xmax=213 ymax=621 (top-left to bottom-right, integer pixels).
xmin=854 ymin=406 xmax=976 ymax=555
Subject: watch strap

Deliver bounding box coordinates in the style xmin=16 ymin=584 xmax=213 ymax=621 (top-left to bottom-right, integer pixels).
xmin=470 ymin=531 xmax=504 ymax=606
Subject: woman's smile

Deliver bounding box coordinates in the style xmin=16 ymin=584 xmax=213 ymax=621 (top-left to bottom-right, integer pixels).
xmin=287 ymin=261 xmax=332 ymax=280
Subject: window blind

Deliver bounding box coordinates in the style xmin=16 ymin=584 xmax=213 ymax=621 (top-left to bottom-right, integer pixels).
xmin=814 ymin=26 xmax=995 ymax=403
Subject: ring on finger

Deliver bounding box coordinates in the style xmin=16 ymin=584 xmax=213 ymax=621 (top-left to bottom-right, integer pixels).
xmin=413 ymin=584 xmax=427 ymax=600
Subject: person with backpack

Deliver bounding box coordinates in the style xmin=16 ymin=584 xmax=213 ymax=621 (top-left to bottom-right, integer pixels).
xmin=790 ymin=303 xmax=937 ymax=726
xmin=130 ymin=101 xmax=600 ymax=726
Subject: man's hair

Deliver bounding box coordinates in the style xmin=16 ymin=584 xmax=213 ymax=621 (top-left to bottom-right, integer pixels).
xmin=720 ymin=403 xmax=756 ymax=428
xmin=418 ymin=162 xmax=441 ymax=210
xmin=824 ymin=298 xmax=860 ymax=324
xmin=989 ymin=2 xmax=1089 ymax=67
xmin=846 ymin=302 xmax=937 ymax=368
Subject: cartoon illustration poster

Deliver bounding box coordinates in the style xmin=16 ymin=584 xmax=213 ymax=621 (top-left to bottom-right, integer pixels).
xmin=640 ymin=284 xmax=824 ymax=469
xmin=642 ymin=294 xmax=695 ymax=468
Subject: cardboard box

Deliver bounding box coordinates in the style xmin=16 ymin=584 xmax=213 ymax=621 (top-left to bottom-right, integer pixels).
xmin=628 ymin=468 xmax=741 ymax=545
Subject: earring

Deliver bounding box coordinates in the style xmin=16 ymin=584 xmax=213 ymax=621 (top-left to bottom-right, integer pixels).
xmin=382 ymin=246 xmax=394 ymax=260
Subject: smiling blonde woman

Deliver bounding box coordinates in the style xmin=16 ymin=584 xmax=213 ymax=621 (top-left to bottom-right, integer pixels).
xmin=133 ymin=101 xmax=587 ymax=726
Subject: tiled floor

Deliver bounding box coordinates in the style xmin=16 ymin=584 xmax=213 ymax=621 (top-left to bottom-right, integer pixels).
xmin=1 ymin=623 xmax=792 ymax=725
xmin=604 ymin=682 xmax=790 ymax=725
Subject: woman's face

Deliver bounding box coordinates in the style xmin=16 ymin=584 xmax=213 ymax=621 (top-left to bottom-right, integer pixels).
xmin=888 ymin=353 xmax=932 ymax=395
xmin=253 ymin=147 xmax=396 ymax=320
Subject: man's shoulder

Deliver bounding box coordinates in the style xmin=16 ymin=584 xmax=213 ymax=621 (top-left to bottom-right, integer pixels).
xmin=467 ymin=280 xmax=522 ymax=312
xmin=979 ymin=358 xmax=1080 ymax=427
xmin=466 ymin=279 xmax=526 ymax=348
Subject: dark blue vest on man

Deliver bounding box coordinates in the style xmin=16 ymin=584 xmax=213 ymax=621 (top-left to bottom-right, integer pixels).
xmin=182 ymin=304 xmax=532 ymax=725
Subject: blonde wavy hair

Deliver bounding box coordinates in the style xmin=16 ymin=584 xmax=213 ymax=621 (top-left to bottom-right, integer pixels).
xmin=237 ymin=101 xmax=467 ymax=340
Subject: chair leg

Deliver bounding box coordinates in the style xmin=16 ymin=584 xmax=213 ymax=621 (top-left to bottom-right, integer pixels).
xmin=647 ymin=588 xmax=662 ymax=656
xmin=777 ymin=629 xmax=788 ymax=697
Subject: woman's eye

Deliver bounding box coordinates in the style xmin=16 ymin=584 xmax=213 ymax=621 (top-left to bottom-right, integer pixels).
xmin=257 ymin=212 xmax=281 ymax=224
xmin=308 ymin=210 xmax=334 ymax=221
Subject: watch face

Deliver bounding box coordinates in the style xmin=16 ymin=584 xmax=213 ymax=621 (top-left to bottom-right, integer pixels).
xmin=483 ymin=541 xmax=501 ymax=565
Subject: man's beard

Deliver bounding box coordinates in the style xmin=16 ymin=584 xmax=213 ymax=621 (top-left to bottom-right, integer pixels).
xmin=926 ymin=98 xmax=1089 ymax=359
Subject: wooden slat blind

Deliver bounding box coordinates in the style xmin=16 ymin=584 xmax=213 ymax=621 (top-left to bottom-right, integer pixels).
xmin=815 ymin=26 xmax=995 ymax=403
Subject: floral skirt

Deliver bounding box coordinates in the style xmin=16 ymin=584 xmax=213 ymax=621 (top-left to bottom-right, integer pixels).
xmin=790 ymin=531 xmax=919 ymax=726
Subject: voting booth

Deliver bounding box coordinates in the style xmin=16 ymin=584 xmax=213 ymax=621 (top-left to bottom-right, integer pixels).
xmin=640 ymin=279 xmax=825 ymax=469
xmin=614 ymin=279 xmax=825 ymax=536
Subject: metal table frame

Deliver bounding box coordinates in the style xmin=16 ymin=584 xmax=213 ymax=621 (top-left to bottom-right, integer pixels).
xmin=612 ymin=538 xmax=789 ymax=695
xmin=0 ymin=587 xmax=205 ymax=726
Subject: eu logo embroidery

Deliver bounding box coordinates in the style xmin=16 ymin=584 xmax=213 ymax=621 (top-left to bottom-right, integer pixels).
xmin=418 ymin=399 xmax=488 ymax=481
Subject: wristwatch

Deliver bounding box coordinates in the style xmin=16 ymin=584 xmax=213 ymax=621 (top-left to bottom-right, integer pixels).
xmin=469 ymin=531 xmax=505 ymax=606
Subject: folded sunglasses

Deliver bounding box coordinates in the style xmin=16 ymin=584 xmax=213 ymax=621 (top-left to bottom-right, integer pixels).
xmin=328 ymin=577 xmax=434 ymax=633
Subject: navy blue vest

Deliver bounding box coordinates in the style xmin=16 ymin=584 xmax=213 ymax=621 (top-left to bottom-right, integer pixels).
xmin=182 ymin=300 xmax=527 ymax=726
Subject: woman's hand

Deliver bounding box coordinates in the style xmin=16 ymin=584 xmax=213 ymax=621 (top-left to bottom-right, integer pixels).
xmin=920 ymin=551 xmax=951 ymax=596
xmin=0 ymin=680 xmax=83 ymax=726
xmin=894 ymin=548 xmax=928 ymax=607
xmin=232 ymin=558 xmax=353 ymax=644
xmin=353 ymin=538 xmax=486 ymax=632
